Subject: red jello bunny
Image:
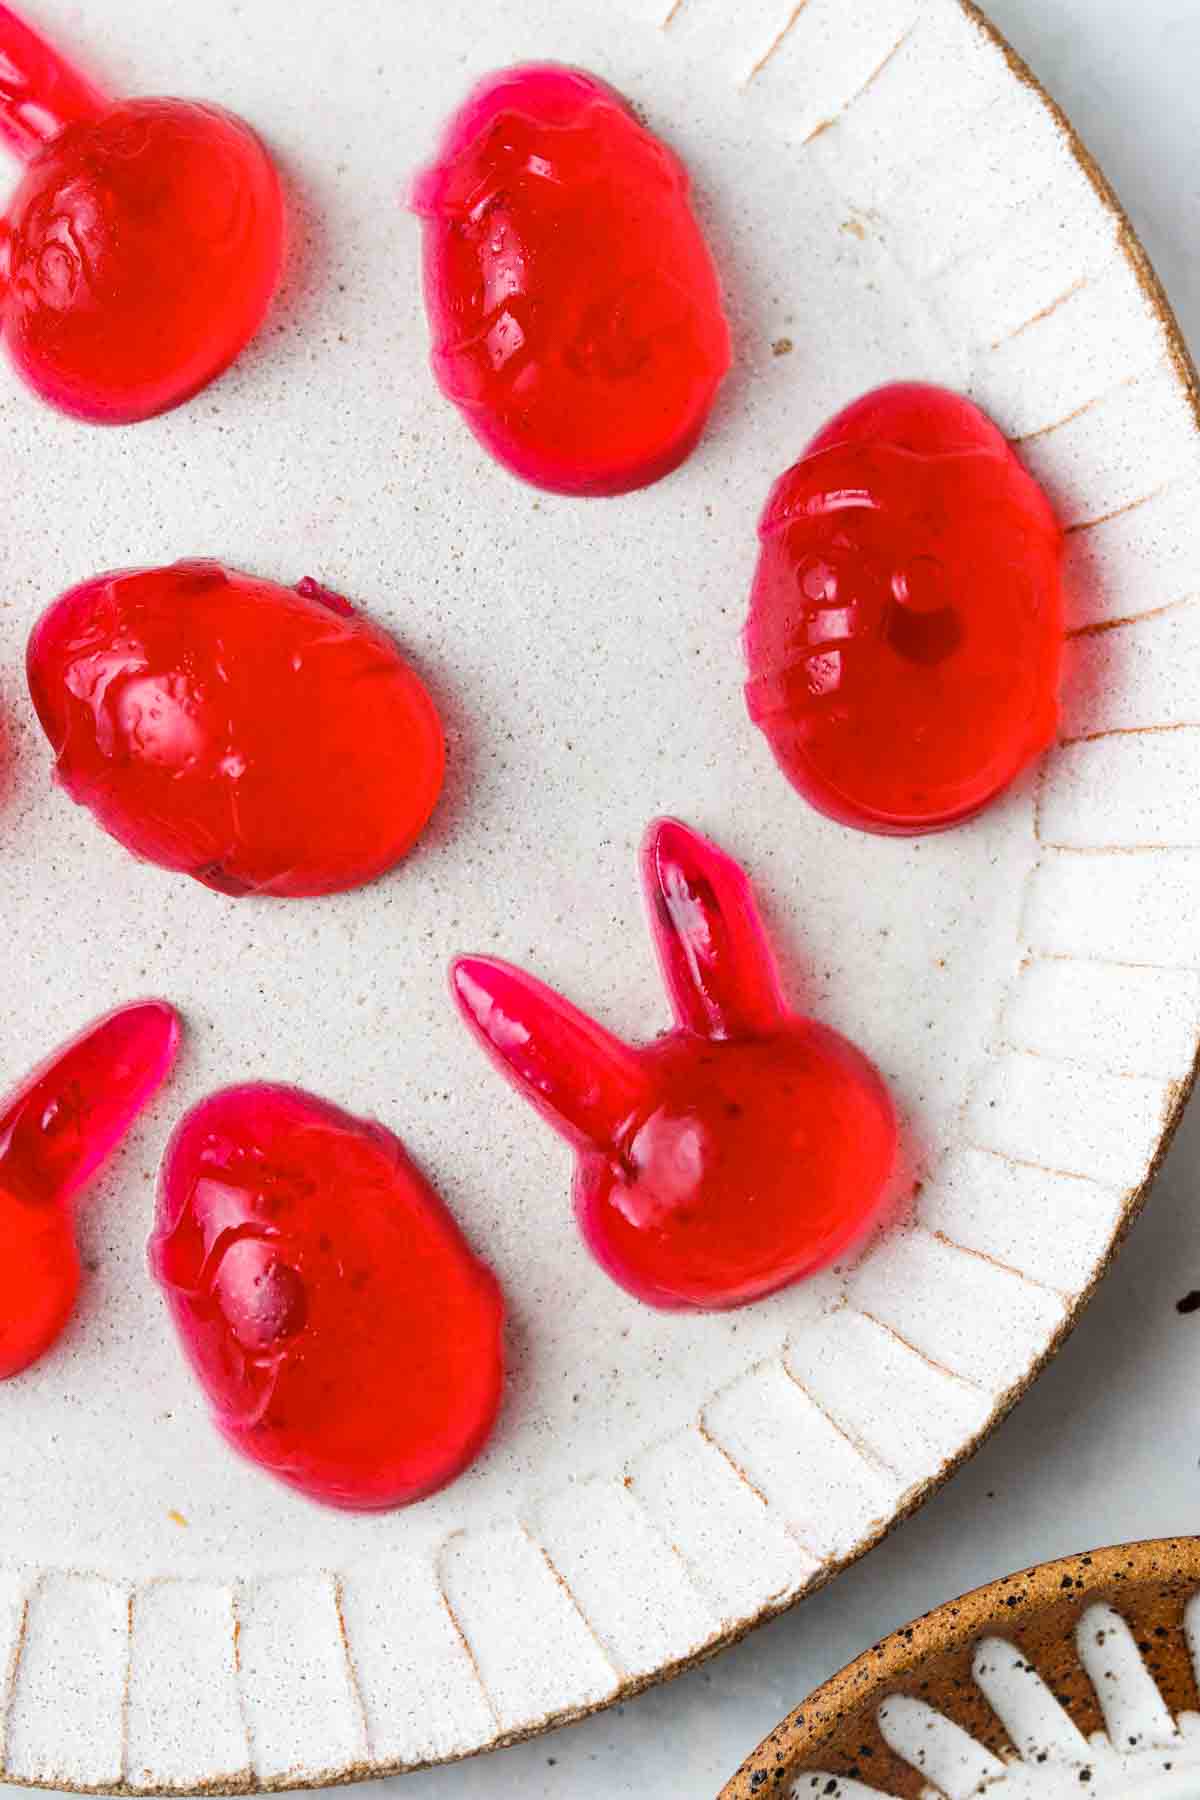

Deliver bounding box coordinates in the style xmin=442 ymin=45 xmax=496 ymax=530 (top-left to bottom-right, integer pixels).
xmin=0 ymin=4 xmax=284 ymax=421
xmin=0 ymin=1001 xmax=180 ymax=1379
xmin=453 ymin=819 xmax=896 ymax=1310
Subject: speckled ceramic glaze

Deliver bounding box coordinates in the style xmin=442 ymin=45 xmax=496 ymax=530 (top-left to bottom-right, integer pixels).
xmin=0 ymin=0 xmax=1197 ymax=1789
xmin=723 ymin=1538 xmax=1200 ymax=1798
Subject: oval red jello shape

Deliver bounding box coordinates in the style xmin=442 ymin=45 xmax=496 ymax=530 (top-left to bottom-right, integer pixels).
xmin=4 ymin=97 xmax=285 ymax=424
xmin=411 ymin=63 xmax=731 ymax=496
xmin=744 ymin=382 xmax=1064 ymax=835
xmin=149 ymin=1083 xmax=505 ymax=1510
xmin=27 ymin=560 xmax=445 ymax=898
xmin=0 ymin=1000 xmax=181 ymax=1380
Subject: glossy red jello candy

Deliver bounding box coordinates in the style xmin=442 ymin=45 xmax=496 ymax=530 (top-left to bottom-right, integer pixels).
xmin=27 ymin=560 xmax=445 ymax=898
xmin=454 ymin=819 xmax=896 ymax=1311
xmin=744 ymin=383 xmax=1063 ymax=834
xmin=149 ymin=1083 xmax=505 ymax=1510
xmin=411 ymin=64 xmax=731 ymax=495
xmin=0 ymin=1001 xmax=180 ymax=1380
xmin=0 ymin=3 xmax=284 ymax=422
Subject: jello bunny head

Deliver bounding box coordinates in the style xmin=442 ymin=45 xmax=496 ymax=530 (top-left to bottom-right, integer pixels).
xmin=0 ymin=4 xmax=284 ymax=422
xmin=453 ymin=819 xmax=897 ymax=1311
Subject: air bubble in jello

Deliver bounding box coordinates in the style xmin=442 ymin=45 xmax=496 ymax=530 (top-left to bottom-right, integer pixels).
xmin=744 ymin=382 xmax=1063 ymax=834
xmin=149 ymin=1083 xmax=505 ymax=1510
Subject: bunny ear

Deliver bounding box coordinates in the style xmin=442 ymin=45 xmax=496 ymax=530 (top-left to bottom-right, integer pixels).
xmin=641 ymin=819 xmax=786 ymax=1040
xmin=451 ymin=957 xmax=648 ymax=1152
xmin=0 ymin=1001 xmax=181 ymax=1209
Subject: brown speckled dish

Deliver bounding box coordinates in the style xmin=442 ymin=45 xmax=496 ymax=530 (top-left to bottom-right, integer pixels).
xmin=722 ymin=1538 xmax=1200 ymax=1797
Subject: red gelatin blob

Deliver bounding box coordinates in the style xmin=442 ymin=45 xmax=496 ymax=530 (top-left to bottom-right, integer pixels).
xmin=744 ymin=382 xmax=1064 ymax=834
xmin=0 ymin=1001 xmax=180 ymax=1380
xmin=411 ymin=63 xmax=731 ymax=496
xmin=0 ymin=5 xmax=284 ymax=423
xmin=149 ymin=1083 xmax=505 ymax=1510
xmin=27 ymin=559 xmax=445 ymax=898
xmin=453 ymin=819 xmax=896 ymax=1311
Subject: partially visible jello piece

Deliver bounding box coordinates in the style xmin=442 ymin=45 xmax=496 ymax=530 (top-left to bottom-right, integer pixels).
xmin=0 ymin=5 xmax=284 ymax=422
xmin=27 ymin=560 xmax=445 ymax=898
xmin=744 ymin=382 xmax=1064 ymax=835
xmin=0 ymin=1001 xmax=181 ymax=1380
xmin=149 ymin=1083 xmax=505 ymax=1510
xmin=411 ymin=63 xmax=731 ymax=495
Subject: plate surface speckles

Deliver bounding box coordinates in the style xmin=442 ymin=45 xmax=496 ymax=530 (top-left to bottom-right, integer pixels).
xmin=0 ymin=0 xmax=1197 ymax=1788
xmin=722 ymin=1537 xmax=1200 ymax=1798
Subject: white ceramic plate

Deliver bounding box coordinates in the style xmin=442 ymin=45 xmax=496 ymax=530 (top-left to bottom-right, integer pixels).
xmin=0 ymin=0 xmax=1197 ymax=1789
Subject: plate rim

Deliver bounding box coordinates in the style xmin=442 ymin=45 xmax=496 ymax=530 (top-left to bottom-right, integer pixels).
xmin=719 ymin=1533 xmax=1200 ymax=1796
xmin=382 ymin=0 xmax=1200 ymax=1776
xmin=5 ymin=1 xmax=1199 ymax=1791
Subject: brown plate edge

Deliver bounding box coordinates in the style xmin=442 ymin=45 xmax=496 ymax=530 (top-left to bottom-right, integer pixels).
xmin=719 ymin=1535 xmax=1200 ymax=1797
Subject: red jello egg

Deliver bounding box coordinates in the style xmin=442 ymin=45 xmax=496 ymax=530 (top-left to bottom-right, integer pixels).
xmin=744 ymin=382 xmax=1064 ymax=834
xmin=453 ymin=819 xmax=896 ymax=1311
xmin=149 ymin=1083 xmax=505 ymax=1510
xmin=0 ymin=1001 xmax=180 ymax=1380
xmin=0 ymin=7 xmax=284 ymax=423
xmin=411 ymin=63 xmax=731 ymax=495
xmin=27 ymin=559 xmax=445 ymax=898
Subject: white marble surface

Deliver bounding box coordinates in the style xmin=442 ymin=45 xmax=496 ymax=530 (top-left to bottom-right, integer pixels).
xmin=16 ymin=0 xmax=1200 ymax=1795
